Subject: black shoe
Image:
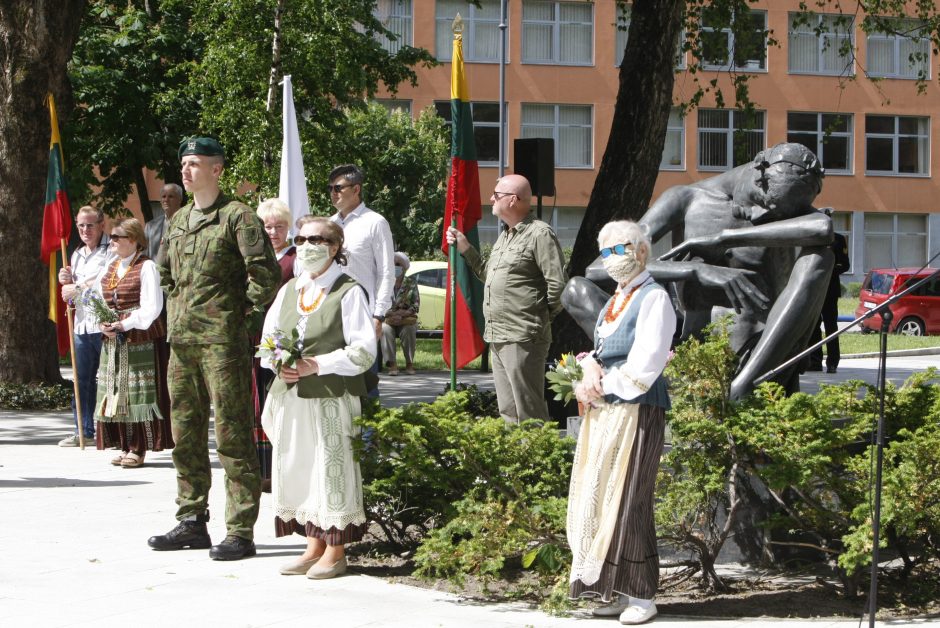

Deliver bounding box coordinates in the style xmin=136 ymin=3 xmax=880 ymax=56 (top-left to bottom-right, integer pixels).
xmin=826 ymin=366 xmax=838 ymax=374
xmin=209 ymin=535 xmax=256 ymax=561
xmin=807 ymin=364 xmax=823 ymax=372
xmin=148 ymin=520 xmax=212 ymax=551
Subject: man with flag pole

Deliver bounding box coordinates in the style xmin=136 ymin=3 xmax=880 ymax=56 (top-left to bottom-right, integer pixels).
xmin=441 ymin=16 xmax=486 ymax=390
xmin=444 ymin=20 xmax=567 ymax=424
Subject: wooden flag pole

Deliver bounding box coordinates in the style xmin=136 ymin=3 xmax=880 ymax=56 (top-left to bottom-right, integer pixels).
xmin=60 ymin=239 xmax=84 ymax=450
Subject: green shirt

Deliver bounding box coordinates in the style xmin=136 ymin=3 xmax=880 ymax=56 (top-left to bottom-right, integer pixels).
xmin=158 ymin=194 xmax=280 ymax=344
xmin=463 ymin=215 xmax=567 ymax=343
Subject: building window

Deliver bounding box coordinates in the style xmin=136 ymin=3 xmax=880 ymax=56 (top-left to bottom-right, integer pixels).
xmin=787 ymin=112 xmax=852 ymax=174
xmin=864 ymin=213 xmax=927 ymax=269
xmin=867 ymin=17 xmax=930 ymax=80
xmin=374 ymin=0 xmax=412 ymax=54
xmin=434 ymin=101 xmax=506 ymax=165
xmin=700 ymin=8 xmax=767 ymax=71
xmin=522 ymin=1 xmax=593 ymax=65
xmin=661 ymin=108 xmax=684 ymax=170
xmin=436 ymin=0 xmax=501 ymax=63
xmin=375 ymin=98 xmax=412 ymax=116
xmin=788 ymin=12 xmax=853 ymax=75
xmin=865 ymin=115 xmax=929 ymax=176
xmin=521 ymin=103 xmax=593 ymax=168
xmin=615 ymin=4 xmax=685 ymax=69
xmin=697 ymin=109 xmax=765 ymax=171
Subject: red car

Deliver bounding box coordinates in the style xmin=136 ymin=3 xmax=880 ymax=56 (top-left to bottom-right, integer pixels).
xmin=855 ymin=268 xmax=940 ymax=336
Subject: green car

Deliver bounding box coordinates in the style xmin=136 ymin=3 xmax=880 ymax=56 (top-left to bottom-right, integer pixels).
xmin=405 ymin=260 xmax=448 ymax=330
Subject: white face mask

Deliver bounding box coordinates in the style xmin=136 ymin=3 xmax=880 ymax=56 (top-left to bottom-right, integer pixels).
xmin=296 ymin=243 xmax=331 ymax=273
xmin=602 ymin=248 xmax=641 ymax=283
xmin=394 ymin=266 xmax=404 ymax=278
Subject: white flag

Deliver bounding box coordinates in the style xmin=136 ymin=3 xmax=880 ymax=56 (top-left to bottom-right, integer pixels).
xmin=279 ymin=75 xmax=310 ymax=233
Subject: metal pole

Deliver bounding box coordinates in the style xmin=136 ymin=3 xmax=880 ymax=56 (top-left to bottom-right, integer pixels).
xmin=498 ymin=0 xmax=507 ymax=180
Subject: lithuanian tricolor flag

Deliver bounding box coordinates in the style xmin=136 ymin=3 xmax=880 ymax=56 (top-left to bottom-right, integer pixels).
xmin=41 ymin=93 xmax=72 ymax=357
xmin=441 ymin=27 xmax=485 ymax=370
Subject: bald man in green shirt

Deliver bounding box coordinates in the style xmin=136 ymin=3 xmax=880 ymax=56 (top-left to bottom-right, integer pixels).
xmin=447 ymin=174 xmax=567 ymax=423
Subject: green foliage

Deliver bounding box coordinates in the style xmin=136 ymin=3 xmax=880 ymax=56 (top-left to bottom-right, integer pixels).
xmin=844 ymin=282 xmax=862 ymax=298
xmin=356 ymin=389 xmax=574 ymax=595
xmin=0 ymin=382 xmax=74 ymax=410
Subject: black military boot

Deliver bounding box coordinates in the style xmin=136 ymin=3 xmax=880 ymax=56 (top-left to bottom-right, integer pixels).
xmin=209 ymin=535 xmax=256 ymax=561
xmin=148 ymin=512 xmax=211 ymax=550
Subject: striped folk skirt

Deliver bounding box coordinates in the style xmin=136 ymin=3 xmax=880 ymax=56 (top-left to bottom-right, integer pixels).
xmin=568 ymin=403 xmax=666 ymax=602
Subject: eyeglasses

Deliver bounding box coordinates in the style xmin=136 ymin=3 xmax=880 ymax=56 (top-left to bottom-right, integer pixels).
xmin=294 ymin=235 xmax=333 ymax=246
xmin=77 ymin=223 xmax=101 ymax=230
xmin=600 ymin=243 xmax=633 ymax=258
xmin=326 ymin=183 xmax=354 ymax=194
xmin=492 ymin=191 xmax=516 ymax=201
xmin=110 ymin=234 xmax=130 ymax=241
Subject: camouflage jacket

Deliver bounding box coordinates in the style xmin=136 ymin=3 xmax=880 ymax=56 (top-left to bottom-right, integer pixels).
xmin=158 ymin=194 xmax=280 ymax=344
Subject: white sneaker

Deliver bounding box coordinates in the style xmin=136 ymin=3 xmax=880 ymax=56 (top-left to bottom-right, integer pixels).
xmin=619 ymin=599 xmax=657 ymax=625
xmin=58 ymin=434 xmax=81 ymax=447
xmin=592 ymin=594 xmax=629 ymax=617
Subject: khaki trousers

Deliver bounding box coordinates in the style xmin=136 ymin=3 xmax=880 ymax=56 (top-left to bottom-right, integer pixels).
xmin=490 ymin=339 xmax=550 ymax=423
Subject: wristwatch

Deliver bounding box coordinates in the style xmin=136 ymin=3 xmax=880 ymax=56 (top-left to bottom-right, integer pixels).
xmin=591 ymin=351 xmax=606 ymax=369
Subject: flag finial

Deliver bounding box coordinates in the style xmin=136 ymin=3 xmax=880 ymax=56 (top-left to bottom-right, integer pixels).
xmin=452 ymin=13 xmax=463 ymax=35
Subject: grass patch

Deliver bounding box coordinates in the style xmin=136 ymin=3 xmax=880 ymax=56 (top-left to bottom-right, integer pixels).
xmin=386 ymin=338 xmax=483 ymax=372
xmin=840 ymin=333 xmax=940 ymax=355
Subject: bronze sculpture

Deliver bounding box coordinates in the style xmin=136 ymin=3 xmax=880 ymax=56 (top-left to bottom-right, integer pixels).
xmin=563 ymin=143 xmax=835 ymax=399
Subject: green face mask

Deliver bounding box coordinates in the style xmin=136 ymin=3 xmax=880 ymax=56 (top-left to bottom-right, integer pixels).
xmin=296 ymin=243 xmax=330 ymax=273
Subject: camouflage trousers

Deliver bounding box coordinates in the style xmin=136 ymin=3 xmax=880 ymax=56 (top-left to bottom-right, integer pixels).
xmin=168 ymin=342 xmax=260 ymax=539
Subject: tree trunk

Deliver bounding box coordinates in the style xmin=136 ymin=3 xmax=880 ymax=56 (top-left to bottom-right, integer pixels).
xmin=0 ymin=1 xmax=87 ymax=383
xmin=552 ymin=0 xmax=685 ymax=356
xmin=135 ymin=167 xmax=153 ymax=221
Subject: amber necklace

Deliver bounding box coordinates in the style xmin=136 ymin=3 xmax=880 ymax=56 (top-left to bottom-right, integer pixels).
xmin=298 ymin=286 xmax=326 ymax=314
xmin=604 ymin=284 xmax=641 ymax=323
xmin=105 ymin=253 xmax=139 ymax=290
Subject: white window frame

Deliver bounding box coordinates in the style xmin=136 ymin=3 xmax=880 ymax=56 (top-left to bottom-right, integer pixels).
xmin=786 ymin=112 xmax=853 ymax=175
xmin=700 ymin=9 xmax=767 ymax=72
xmin=866 ymin=17 xmax=931 ymax=80
xmin=436 ymin=0 xmax=503 ymax=63
xmin=863 ymin=213 xmax=928 ymax=269
xmin=434 ymin=100 xmax=508 ymax=167
xmin=373 ymin=0 xmax=413 ymax=54
xmin=521 ymin=0 xmax=594 ymax=66
xmin=660 ymin=108 xmax=685 ymax=171
xmin=520 ymin=103 xmax=594 ymax=168
xmin=375 ymin=98 xmax=413 ymax=116
xmin=787 ymin=12 xmax=854 ymax=76
xmin=615 ymin=4 xmax=686 ymax=69
xmin=697 ymin=109 xmax=766 ymax=171
xmin=864 ymin=114 xmax=930 ymax=177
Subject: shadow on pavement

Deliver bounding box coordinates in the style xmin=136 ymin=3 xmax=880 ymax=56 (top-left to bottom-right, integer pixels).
xmin=0 ymin=477 xmax=151 ymax=488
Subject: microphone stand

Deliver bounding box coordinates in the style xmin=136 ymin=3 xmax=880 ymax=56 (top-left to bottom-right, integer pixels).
xmin=755 ymin=259 xmax=940 ymax=628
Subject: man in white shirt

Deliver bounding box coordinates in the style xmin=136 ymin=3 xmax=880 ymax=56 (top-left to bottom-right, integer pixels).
xmin=57 ymin=206 xmax=112 ymax=447
xmin=327 ymin=164 xmax=395 ymax=393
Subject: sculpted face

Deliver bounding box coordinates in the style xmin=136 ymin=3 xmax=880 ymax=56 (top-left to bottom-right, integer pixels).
xmin=732 ymin=161 xmax=819 ymax=225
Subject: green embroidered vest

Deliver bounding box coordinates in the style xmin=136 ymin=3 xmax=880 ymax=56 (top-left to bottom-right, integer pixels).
xmin=268 ymin=274 xmax=369 ymax=399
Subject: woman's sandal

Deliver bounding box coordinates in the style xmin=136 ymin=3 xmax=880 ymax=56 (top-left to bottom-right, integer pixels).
xmin=110 ymin=453 xmax=126 ymax=466
xmin=121 ymin=452 xmax=145 ymax=468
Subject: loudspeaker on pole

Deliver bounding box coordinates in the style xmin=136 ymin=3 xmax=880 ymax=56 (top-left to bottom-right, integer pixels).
xmin=513 ymin=138 xmax=555 ymax=197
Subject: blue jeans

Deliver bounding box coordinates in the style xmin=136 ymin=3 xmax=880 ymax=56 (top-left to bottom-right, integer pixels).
xmin=71 ymin=332 xmax=103 ymax=437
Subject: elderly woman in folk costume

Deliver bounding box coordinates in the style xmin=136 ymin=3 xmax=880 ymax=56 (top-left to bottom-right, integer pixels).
xmin=260 ymin=215 xmax=375 ymax=580
xmin=252 ymin=198 xmax=299 ymax=492
xmin=91 ymin=217 xmax=173 ymax=468
xmin=568 ymin=220 xmax=676 ymax=625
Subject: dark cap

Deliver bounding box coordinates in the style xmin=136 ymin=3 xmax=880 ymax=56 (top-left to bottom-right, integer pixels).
xmin=178 ymin=137 xmax=225 ymax=161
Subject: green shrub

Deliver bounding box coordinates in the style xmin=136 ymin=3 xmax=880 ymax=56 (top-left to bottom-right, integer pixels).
xmin=356 ymin=389 xmax=574 ymax=597
xmin=0 ymin=382 xmax=73 ymax=410
xmin=844 ymin=281 xmax=862 ymax=298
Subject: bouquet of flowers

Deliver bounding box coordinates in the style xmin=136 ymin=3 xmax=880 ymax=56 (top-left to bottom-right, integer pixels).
xmin=79 ymin=289 xmax=119 ymax=324
xmin=545 ymin=352 xmax=587 ymax=405
xmin=255 ymin=328 xmax=304 ymax=373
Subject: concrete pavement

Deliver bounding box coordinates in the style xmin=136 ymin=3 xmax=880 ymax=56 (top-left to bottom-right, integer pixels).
xmin=1 ymin=357 xmax=937 ymax=628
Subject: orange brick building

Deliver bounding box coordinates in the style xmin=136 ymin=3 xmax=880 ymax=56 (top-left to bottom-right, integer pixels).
xmin=373 ymin=0 xmax=940 ymax=282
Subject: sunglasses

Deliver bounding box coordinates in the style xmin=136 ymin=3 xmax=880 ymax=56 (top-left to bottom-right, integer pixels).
xmin=492 ymin=191 xmax=516 ymax=201
xmin=599 ymin=243 xmax=633 ymax=258
xmin=326 ymin=183 xmax=355 ymax=194
xmin=110 ymin=234 xmax=130 ymax=241
xmin=294 ymin=235 xmax=333 ymax=246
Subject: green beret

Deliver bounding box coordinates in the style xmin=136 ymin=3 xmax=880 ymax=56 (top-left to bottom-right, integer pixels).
xmin=178 ymin=137 xmax=225 ymax=161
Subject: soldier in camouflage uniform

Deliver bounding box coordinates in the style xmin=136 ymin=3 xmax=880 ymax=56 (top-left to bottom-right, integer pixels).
xmin=147 ymin=137 xmax=280 ymax=561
